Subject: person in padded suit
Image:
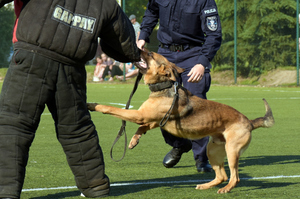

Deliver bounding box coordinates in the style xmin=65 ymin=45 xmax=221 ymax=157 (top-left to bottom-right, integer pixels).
xmin=0 ymin=0 xmax=140 ymax=198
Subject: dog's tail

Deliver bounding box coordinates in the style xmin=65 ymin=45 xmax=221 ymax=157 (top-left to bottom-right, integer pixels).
xmin=250 ymin=99 xmax=275 ymax=130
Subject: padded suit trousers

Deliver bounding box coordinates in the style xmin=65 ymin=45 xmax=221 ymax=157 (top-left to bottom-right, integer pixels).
xmin=0 ymin=49 xmax=109 ymax=198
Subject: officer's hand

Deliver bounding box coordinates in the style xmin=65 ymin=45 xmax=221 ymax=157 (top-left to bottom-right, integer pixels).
xmin=187 ymin=64 xmax=205 ymax=83
xmin=137 ymin=40 xmax=146 ymax=50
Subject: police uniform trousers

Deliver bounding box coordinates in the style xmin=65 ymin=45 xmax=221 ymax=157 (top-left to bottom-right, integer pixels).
xmin=0 ymin=49 xmax=109 ymax=198
xmin=158 ymin=46 xmax=211 ymax=162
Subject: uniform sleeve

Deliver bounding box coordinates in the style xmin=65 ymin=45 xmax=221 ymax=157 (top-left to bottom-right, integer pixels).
xmin=99 ymin=0 xmax=140 ymax=63
xmin=197 ymin=0 xmax=222 ymax=68
xmin=138 ymin=0 xmax=159 ymax=42
xmin=0 ymin=0 xmax=13 ymax=8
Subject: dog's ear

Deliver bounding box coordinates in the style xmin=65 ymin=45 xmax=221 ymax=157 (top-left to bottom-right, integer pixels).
xmin=169 ymin=63 xmax=184 ymax=81
xmin=160 ymin=63 xmax=183 ymax=81
xmin=171 ymin=63 xmax=184 ymax=74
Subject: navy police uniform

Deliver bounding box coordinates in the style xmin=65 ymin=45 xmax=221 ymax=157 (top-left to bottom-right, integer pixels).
xmin=139 ymin=0 xmax=222 ymax=164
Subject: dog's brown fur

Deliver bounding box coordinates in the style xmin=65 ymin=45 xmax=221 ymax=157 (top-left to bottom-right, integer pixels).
xmin=87 ymin=50 xmax=274 ymax=194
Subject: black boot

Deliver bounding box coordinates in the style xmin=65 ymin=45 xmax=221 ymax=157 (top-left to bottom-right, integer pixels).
xmin=163 ymin=143 xmax=192 ymax=168
xmin=195 ymin=159 xmax=213 ymax=172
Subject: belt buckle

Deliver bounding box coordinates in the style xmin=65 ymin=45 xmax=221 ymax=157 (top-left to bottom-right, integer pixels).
xmin=173 ymin=45 xmax=183 ymax=52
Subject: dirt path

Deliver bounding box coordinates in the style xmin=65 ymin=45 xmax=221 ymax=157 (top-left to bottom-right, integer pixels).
xmin=211 ymin=69 xmax=299 ymax=86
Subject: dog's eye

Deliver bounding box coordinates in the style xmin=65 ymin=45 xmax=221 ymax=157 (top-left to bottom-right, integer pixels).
xmin=148 ymin=52 xmax=153 ymax=58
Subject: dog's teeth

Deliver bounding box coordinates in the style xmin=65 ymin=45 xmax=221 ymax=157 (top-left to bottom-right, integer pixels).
xmin=139 ymin=62 xmax=147 ymax=68
xmin=138 ymin=59 xmax=147 ymax=68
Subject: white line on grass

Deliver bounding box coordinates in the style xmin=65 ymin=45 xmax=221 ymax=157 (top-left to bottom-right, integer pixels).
xmin=22 ymin=175 xmax=300 ymax=192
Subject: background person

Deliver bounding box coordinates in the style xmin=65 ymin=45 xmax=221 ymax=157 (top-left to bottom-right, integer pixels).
xmin=116 ymin=69 xmax=139 ymax=81
xmin=137 ymin=0 xmax=222 ymax=172
xmin=0 ymin=0 xmax=140 ymax=198
xmin=128 ymin=14 xmax=141 ymax=80
xmin=129 ymin=14 xmax=141 ymax=42
xmin=98 ymin=53 xmax=114 ymax=81
xmin=93 ymin=56 xmax=106 ymax=82
xmin=116 ymin=62 xmax=139 ymax=81
xmin=102 ymin=61 xmax=125 ymax=81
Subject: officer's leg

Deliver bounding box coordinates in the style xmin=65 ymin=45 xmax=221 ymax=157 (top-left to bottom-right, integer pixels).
xmin=0 ymin=50 xmax=51 ymax=198
xmin=162 ymin=130 xmax=191 ymax=148
xmin=158 ymin=48 xmax=193 ymax=168
xmin=47 ymin=64 xmax=109 ymax=198
xmin=161 ymin=129 xmax=192 ymax=168
xmin=182 ymin=72 xmax=212 ymax=172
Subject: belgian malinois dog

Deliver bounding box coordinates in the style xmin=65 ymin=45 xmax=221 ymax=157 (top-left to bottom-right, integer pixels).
xmin=87 ymin=50 xmax=274 ymax=193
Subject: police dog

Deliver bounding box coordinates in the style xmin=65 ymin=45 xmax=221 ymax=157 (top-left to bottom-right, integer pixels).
xmin=87 ymin=50 xmax=274 ymax=194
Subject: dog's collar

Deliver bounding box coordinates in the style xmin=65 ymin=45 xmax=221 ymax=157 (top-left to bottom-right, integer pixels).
xmin=148 ymin=81 xmax=175 ymax=92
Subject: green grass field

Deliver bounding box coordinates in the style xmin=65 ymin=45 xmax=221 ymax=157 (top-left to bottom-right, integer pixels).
xmin=5 ymin=82 xmax=299 ymax=198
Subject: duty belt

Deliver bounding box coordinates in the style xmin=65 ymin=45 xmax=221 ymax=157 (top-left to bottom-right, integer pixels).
xmin=160 ymin=43 xmax=197 ymax=52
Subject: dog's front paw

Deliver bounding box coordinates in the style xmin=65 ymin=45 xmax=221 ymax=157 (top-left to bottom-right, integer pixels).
xmin=87 ymin=103 xmax=98 ymax=111
xmin=129 ymin=134 xmax=142 ymax=149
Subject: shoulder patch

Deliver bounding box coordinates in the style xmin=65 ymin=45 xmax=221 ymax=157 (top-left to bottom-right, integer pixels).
xmin=206 ymin=16 xmax=218 ymax=31
xmin=52 ymin=5 xmax=96 ymax=34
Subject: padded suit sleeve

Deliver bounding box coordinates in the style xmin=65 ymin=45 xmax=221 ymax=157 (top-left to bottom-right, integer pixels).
xmin=99 ymin=1 xmax=140 ymax=63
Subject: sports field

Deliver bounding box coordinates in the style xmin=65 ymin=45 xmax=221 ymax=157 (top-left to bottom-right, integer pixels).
xmin=11 ymin=82 xmax=299 ymax=198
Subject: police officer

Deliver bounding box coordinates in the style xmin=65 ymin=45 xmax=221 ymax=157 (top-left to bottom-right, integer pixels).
xmin=137 ymin=0 xmax=222 ymax=172
xmin=0 ymin=0 xmax=140 ymax=198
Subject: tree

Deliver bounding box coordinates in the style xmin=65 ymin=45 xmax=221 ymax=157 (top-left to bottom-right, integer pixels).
xmin=213 ymin=0 xmax=297 ymax=77
xmin=124 ymin=0 xmax=159 ymax=52
xmin=124 ymin=0 xmax=148 ymax=23
xmin=0 ymin=4 xmax=14 ymax=68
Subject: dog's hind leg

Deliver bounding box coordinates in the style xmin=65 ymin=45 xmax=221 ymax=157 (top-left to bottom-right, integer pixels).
xmin=196 ymin=137 xmax=227 ymax=190
xmin=217 ymin=129 xmax=251 ymax=194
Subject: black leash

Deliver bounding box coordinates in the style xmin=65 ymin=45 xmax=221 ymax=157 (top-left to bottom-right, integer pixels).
xmin=159 ymin=82 xmax=179 ymax=127
xmin=110 ymin=72 xmax=143 ymax=162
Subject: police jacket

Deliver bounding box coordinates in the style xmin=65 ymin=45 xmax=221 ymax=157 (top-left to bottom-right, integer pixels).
xmin=1 ymin=0 xmax=140 ymax=66
xmin=139 ymin=0 xmax=222 ymax=68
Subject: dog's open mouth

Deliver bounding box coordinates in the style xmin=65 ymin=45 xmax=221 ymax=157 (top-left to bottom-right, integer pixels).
xmin=134 ymin=58 xmax=148 ymax=74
